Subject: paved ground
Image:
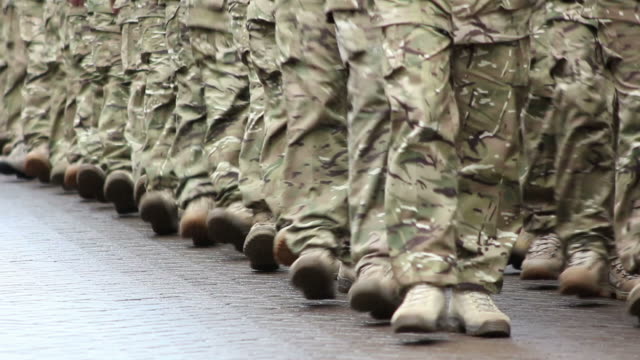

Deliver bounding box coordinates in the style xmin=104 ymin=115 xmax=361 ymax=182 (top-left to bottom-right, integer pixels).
xmin=0 ymin=176 xmax=639 ymax=360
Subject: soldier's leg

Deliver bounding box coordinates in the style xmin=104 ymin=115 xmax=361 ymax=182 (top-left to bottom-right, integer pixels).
xmin=596 ymin=20 xmax=640 ymax=317
xmin=137 ymin=6 xmax=181 ymax=235
xmin=452 ymin=39 xmax=529 ymax=294
xmin=330 ymin=8 xmax=397 ymax=317
xmin=517 ymin=21 xmax=564 ymax=278
xmin=0 ymin=1 xmax=27 ymax=172
xmin=272 ymin=0 xmax=350 ymax=300
xmin=95 ymin=25 xmax=136 ymax=214
xmin=44 ymin=1 xmax=71 ymax=186
xmin=374 ymin=0 xmax=459 ymax=333
xmin=17 ymin=0 xmax=56 ymax=182
xmin=0 ymin=4 xmax=8 ymax=150
xmin=241 ymin=1 xmax=288 ymax=269
xmin=164 ymin=1 xmax=213 ymax=246
xmin=549 ymin=21 xmax=615 ymax=298
xmin=189 ymin=2 xmax=252 ymax=250
xmin=61 ymin=5 xmax=93 ymax=190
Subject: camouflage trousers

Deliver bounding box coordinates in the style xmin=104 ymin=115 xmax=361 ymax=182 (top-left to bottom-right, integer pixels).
xmin=238 ymin=1 xmax=268 ymax=215
xmin=146 ymin=2 xmax=209 ymax=209
xmin=17 ymin=0 xmax=53 ymax=151
xmin=46 ymin=63 xmax=69 ymax=171
xmin=525 ymin=20 xmax=616 ymax=264
xmin=247 ymin=0 xmax=288 ymax=219
xmin=332 ymin=8 xmax=392 ymax=272
xmin=0 ymin=2 xmax=26 ymax=151
xmin=275 ymin=0 xmax=350 ymax=261
xmin=376 ymin=0 xmax=528 ymax=293
xmin=602 ymin=21 xmax=640 ymax=273
xmin=239 ymin=0 xmax=287 ymax=220
xmin=137 ymin=11 xmax=177 ymax=185
xmin=520 ymin=20 xmax=558 ymax=237
xmin=180 ymin=3 xmax=249 ymax=209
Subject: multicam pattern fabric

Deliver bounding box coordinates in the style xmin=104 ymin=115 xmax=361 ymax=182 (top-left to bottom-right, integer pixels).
xmin=0 ymin=1 xmax=27 ymax=150
xmin=274 ymin=0 xmax=351 ymax=262
xmin=332 ymin=7 xmax=392 ymax=272
xmin=374 ymin=0 xmax=531 ymax=293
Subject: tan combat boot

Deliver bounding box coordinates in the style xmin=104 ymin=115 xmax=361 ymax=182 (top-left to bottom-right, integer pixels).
xmin=290 ymin=247 xmax=339 ymax=300
xmin=510 ymin=230 xmax=535 ymax=269
xmin=348 ymin=262 xmax=401 ymax=320
xmin=609 ymin=257 xmax=640 ymax=300
xmin=449 ymin=289 xmax=511 ymax=337
xmin=243 ymin=212 xmax=278 ymax=271
xmin=520 ymin=233 xmax=564 ymax=280
xmin=50 ymin=160 xmax=69 ymax=187
xmin=63 ymin=163 xmax=81 ymax=190
xmin=180 ymin=196 xmax=217 ymax=247
xmin=104 ymin=170 xmax=138 ymax=214
xmin=391 ymin=284 xmax=446 ymax=333
xmin=77 ymin=164 xmax=106 ymax=201
xmin=558 ymin=241 xmax=609 ymax=298
xmin=139 ymin=190 xmax=179 ymax=235
xmin=24 ymin=145 xmax=51 ymax=183
xmin=0 ymin=143 xmax=31 ymax=179
xmin=207 ymin=201 xmax=253 ymax=252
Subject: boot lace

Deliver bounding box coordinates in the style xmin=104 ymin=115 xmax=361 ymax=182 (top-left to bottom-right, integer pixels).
xmin=463 ymin=291 xmax=499 ymax=313
xmin=527 ymin=233 xmax=561 ymax=259
xmin=611 ymin=258 xmax=639 ymax=282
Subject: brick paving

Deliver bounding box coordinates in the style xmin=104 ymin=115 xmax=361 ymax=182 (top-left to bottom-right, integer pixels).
xmin=0 ymin=176 xmax=638 ymax=360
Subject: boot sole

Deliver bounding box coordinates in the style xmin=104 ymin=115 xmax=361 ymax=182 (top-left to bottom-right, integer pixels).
xmin=463 ymin=320 xmax=511 ymax=338
xmin=393 ymin=314 xmax=442 ymax=333
xmin=290 ymin=260 xmax=335 ymax=300
xmin=140 ymin=198 xmax=178 ymax=235
xmin=180 ymin=212 xmax=212 ymax=247
xmin=559 ymin=282 xmax=606 ymax=298
xmin=24 ymin=157 xmax=51 ymax=183
xmin=520 ymin=266 xmax=561 ymax=281
xmin=207 ymin=210 xmax=249 ymax=252
xmin=77 ymin=167 xmax=106 ymax=201
xmin=105 ymin=177 xmax=137 ymax=214
xmin=243 ymin=228 xmax=278 ymax=272
xmin=349 ymin=280 xmax=398 ymax=319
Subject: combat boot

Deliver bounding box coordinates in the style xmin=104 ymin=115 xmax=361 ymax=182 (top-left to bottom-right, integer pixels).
xmin=510 ymin=230 xmax=535 ymax=269
xmin=207 ymin=201 xmax=253 ymax=251
xmin=290 ymin=247 xmax=340 ymax=300
xmin=77 ymin=164 xmax=106 ymax=201
xmin=348 ymin=262 xmax=401 ymax=320
xmin=520 ymin=233 xmax=564 ymax=280
xmin=24 ymin=146 xmax=51 ymax=183
xmin=626 ymin=284 xmax=640 ymax=318
xmin=449 ymin=289 xmax=511 ymax=337
xmin=559 ymin=240 xmax=609 ymax=297
xmin=104 ymin=170 xmax=138 ymax=214
xmin=273 ymin=230 xmax=297 ymax=266
xmin=139 ymin=190 xmax=179 ymax=235
xmin=180 ymin=196 xmax=217 ymax=247
xmin=134 ymin=175 xmax=147 ymax=207
xmin=609 ymin=257 xmax=640 ymax=300
xmin=0 ymin=143 xmax=31 ymax=179
xmin=391 ymin=284 xmax=446 ymax=333
xmin=63 ymin=163 xmax=81 ymax=190
xmin=50 ymin=160 xmax=68 ymax=187
xmin=337 ymin=262 xmax=356 ymax=294
xmin=243 ymin=212 xmax=278 ymax=271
